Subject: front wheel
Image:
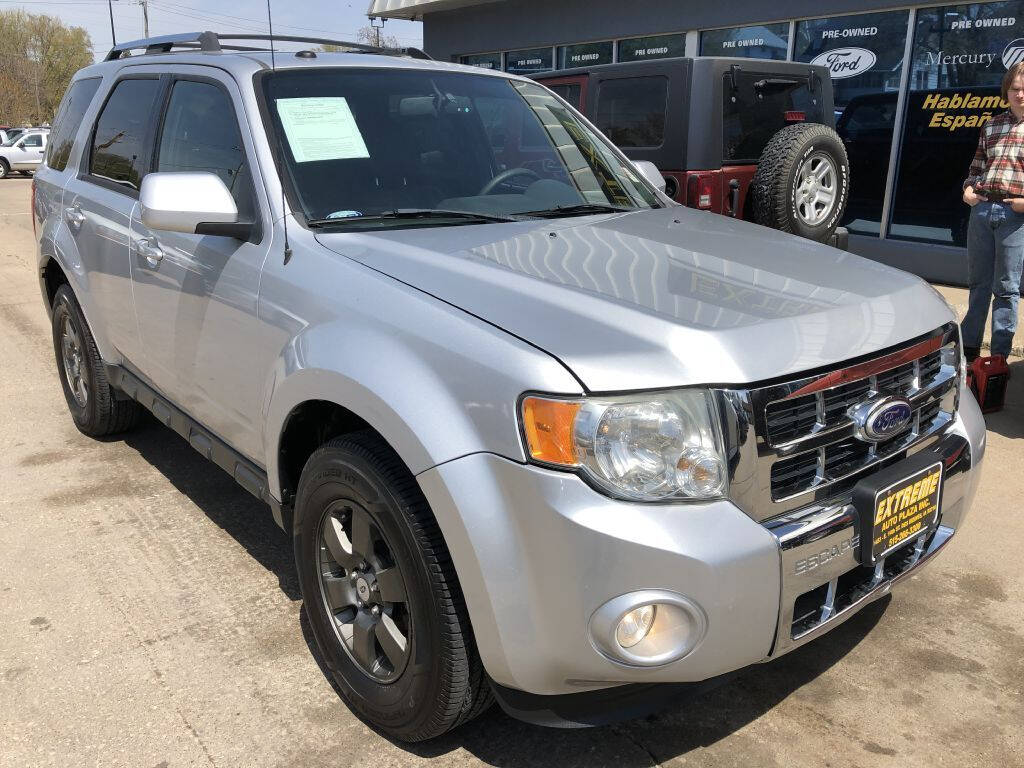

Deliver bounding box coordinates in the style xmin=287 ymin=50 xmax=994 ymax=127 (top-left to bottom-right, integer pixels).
xmin=294 ymin=432 xmax=492 ymax=741
xmin=0 ymin=160 xmax=9 ymax=180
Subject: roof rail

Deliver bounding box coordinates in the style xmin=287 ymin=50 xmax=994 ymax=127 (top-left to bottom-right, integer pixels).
xmin=105 ymin=30 xmax=431 ymax=61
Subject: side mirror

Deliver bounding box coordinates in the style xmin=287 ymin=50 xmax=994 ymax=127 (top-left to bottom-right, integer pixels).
xmin=140 ymin=172 xmax=251 ymax=239
xmin=633 ymin=160 xmax=667 ymax=193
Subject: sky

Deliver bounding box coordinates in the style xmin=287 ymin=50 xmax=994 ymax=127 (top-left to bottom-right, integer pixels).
xmin=0 ymin=0 xmax=424 ymax=61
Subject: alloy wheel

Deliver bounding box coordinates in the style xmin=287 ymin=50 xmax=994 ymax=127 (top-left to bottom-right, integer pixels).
xmin=60 ymin=314 xmax=88 ymax=408
xmin=316 ymin=500 xmax=411 ymax=683
xmin=794 ymin=152 xmax=837 ymax=227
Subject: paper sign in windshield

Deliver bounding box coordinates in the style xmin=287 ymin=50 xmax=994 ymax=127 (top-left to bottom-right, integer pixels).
xmin=276 ymin=97 xmax=370 ymax=163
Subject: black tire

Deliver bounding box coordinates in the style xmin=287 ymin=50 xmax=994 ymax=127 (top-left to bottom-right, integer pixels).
xmin=51 ymin=285 xmax=141 ymax=436
xmin=294 ymin=431 xmax=492 ymax=741
xmin=751 ymin=123 xmax=849 ymax=243
xmin=0 ymin=159 xmax=9 ymax=179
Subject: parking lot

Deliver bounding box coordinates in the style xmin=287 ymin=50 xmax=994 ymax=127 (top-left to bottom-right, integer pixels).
xmin=1 ymin=174 xmax=1022 ymax=767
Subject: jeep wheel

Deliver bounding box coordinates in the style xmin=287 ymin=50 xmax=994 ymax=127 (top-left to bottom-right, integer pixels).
xmin=294 ymin=432 xmax=492 ymax=741
xmin=0 ymin=159 xmax=9 ymax=179
xmin=51 ymin=285 xmax=142 ymax=436
xmin=751 ymin=123 xmax=849 ymax=243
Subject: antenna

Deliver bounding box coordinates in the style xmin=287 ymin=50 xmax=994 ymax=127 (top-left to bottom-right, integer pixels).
xmin=266 ymin=0 xmax=293 ymax=264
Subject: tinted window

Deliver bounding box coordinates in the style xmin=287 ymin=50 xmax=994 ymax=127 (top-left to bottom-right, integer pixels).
xmin=90 ymin=78 xmax=160 ymax=190
xmin=505 ymin=47 xmax=553 ymax=76
xmin=723 ymin=72 xmax=824 ymax=162
xmin=548 ymin=83 xmax=582 ymax=109
xmin=595 ymin=77 xmax=667 ymax=148
xmin=22 ymin=134 xmax=43 ymax=148
xmin=557 ymin=41 xmax=612 ymax=69
xmin=157 ymin=80 xmax=254 ymax=219
xmin=47 ymin=78 xmax=101 ymax=171
xmin=890 ymin=1 xmax=1024 ymax=245
xmin=700 ymin=23 xmax=790 ymax=60
xmin=460 ymin=53 xmax=502 ymax=70
xmin=617 ymin=34 xmax=686 ymax=63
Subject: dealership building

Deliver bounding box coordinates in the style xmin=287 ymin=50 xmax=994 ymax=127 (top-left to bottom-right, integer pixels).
xmin=370 ymin=0 xmax=1024 ymax=284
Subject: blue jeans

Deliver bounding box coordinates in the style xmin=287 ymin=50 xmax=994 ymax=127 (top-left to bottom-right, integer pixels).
xmin=962 ymin=201 xmax=1024 ymax=358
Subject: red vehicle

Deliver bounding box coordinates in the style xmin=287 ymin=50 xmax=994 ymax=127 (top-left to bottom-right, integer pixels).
xmin=534 ymin=57 xmax=850 ymax=245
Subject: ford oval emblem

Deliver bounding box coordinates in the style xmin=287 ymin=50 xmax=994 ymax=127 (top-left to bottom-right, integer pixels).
xmin=851 ymin=397 xmax=913 ymax=442
xmin=810 ymin=47 xmax=877 ymax=79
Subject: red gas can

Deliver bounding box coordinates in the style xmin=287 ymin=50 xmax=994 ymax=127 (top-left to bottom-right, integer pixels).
xmin=969 ymin=355 xmax=1010 ymax=413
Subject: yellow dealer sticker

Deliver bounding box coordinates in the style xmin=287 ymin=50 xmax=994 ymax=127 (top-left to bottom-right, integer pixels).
xmin=871 ymin=462 xmax=943 ymax=561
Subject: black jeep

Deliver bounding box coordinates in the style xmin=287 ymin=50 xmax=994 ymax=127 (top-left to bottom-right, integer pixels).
xmin=534 ymin=57 xmax=850 ymax=244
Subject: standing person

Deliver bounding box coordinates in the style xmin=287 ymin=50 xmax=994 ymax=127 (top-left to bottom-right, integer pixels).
xmin=962 ymin=61 xmax=1024 ymax=363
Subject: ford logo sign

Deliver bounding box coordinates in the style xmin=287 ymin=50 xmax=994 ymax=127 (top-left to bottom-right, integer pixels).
xmin=810 ymin=47 xmax=877 ymax=79
xmin=850 ymin=397 xmax=913 ymax=442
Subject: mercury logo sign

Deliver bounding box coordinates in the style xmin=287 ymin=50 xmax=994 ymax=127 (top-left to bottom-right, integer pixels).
xmin=810 ymin=47 xmax=877 ymax=78
xmin=1003 ymin=38 xmax=1024 ymax=68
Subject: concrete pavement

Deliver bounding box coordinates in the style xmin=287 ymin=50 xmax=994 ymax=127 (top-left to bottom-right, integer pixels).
xmin=1 ymin=176 xmax=1022 ymax=767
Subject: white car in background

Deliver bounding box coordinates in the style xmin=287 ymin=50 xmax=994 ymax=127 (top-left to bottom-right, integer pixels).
xmin=0 ymin=129 xmax=48 ymax=178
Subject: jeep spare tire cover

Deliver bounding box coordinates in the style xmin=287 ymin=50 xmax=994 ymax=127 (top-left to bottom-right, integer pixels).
xmin=751 ymin=123 xmax=850 ymax=243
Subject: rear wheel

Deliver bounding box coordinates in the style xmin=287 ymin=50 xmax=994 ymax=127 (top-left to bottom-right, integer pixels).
xmin=0 ymin=160 xmax=9 ymax=180
xmin=751 ymin=123 xmax=850 ymax=243
xmin=51 ymin=285 xmax=141 ymax=436
xmin=294 ymin=432 xmax=492 ymax=741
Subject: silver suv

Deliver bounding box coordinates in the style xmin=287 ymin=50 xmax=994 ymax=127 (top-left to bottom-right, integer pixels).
xmin=33 ymin=32 xmax=986 ymax=741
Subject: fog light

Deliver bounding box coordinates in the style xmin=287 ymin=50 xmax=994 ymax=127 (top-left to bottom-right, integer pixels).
xmin=616 ymin=605 xmax=656 ymax=648
xmin=590 ymin=590 xmax=707 ymax=667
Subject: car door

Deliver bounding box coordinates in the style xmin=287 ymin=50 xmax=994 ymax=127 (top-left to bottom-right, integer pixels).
xmin=62 ymin=75 xmax=163 ymax=368
xmin=129 ymin=69 xmax=272 ymax=462
xmin=9 ymin=133 xmax=45 ymax=170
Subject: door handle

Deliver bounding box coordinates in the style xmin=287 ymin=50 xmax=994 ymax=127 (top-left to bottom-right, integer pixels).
xmin=64 ymin=205 xmax=86 ymax=229
xmin=136 ymin=236 xmax=164 ymax=267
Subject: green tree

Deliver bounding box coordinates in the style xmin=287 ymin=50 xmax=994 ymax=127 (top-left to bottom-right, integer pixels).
xmin=0 ymin=10 xmax=92 ymax=126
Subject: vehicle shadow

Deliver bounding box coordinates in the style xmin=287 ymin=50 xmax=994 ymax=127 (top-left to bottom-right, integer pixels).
xmin=979 ymin=357 xmax=1024 ymax=440
xmin=121 ymin=413 xmax=301 ymax=601
xmin=120 ymin=411 xmax=891 ymax=766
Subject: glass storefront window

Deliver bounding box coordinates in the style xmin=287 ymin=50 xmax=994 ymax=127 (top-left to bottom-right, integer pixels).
xmin=889 ymin=1 xmax=1023 ymax=246
xmin=617 ymin=34 xmax=686 ymax=63
xmin=505 ymin=47 xmax=554 ymax=76
xmin=700 ymin=23 xmax=789 ymax=60
xmin=460 ymin=53 xmax=502 ymax=70
xmin=795 ymin=11 xmax=911 ymax=236
xmin=558 ymin=41 xmax=613 ymax=69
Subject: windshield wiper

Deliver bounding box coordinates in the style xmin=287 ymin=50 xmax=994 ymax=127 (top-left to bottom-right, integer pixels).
xmin=517 ymin=203 xmax=634 ymax=218
xmin=307 ymin=208 xmax=519 ymax=228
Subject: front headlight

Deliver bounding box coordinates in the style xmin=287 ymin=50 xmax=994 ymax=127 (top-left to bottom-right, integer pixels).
xmin=520 ymin=390 xmax=728 ymax=501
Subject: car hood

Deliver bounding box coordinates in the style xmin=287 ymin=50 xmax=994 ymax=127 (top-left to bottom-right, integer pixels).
xmin=315 ymin=207 xmax=954 ymax=391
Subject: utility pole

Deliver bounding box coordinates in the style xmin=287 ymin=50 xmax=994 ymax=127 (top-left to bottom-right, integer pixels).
xmin=138 ymin=0 xmax=149 ymax=38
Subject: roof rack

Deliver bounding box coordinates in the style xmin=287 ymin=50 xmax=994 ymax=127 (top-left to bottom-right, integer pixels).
xmin=104 ymin=31 xmax=431 ymax=61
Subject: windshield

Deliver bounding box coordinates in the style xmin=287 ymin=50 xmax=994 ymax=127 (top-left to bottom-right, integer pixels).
xmin=261 ymin=68 xmax=660 ymax=227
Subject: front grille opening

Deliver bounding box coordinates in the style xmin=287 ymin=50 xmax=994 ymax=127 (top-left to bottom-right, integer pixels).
xmin=771 ymin=451 xmax=818 ymax=499
xmin=823 ymin=438 xmax=871 ymax=476
xmin=821 ymin=379 xmax=870 ymax=424
xmin=791 ymin=583 xmax=829 ymax=637
xmin=876 ymin=361 xmax=916 ymax=395
xmin=790 ymin=535 xmax=931 ymax=639
xmin=765 ymin=394 xmax=818 ymax=444
xmin=918 ymin=399 xmax=942 ymax=430
xmin=919 ymin=351 xmax=942 ymax=384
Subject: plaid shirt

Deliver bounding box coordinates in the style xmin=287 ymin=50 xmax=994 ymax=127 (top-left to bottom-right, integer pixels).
xmin=965 ymin=110 xmax=1024 ymax=197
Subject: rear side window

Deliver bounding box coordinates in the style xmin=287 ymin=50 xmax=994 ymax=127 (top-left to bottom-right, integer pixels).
xmin=89 ymin=78 xmax=161 ymax=190
xmin=47 ymin=78 xmax=101 ymax=171
xmin=156 ymin=80 xmax=255 ymax=220
xmin=548 ymin=83 xmax=582 ymax=110
xmin=594 ymin=77 xmax=668 ymax=148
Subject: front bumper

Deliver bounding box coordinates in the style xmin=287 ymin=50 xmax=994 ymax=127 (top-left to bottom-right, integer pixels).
xmin=415 ymin=383 xmax=986 ymax=699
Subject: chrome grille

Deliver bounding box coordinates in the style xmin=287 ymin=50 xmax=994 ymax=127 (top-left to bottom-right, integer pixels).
xmin=723 ymin=324 xmax=961 ymax=521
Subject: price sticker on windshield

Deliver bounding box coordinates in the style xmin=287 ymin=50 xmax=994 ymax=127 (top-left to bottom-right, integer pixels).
xmin=276 ymin=97 xmax=370 ymax=163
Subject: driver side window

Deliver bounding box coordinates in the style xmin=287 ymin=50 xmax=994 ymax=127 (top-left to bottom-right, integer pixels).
xmin=22 ymin=134 xmax=43 ymax=148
